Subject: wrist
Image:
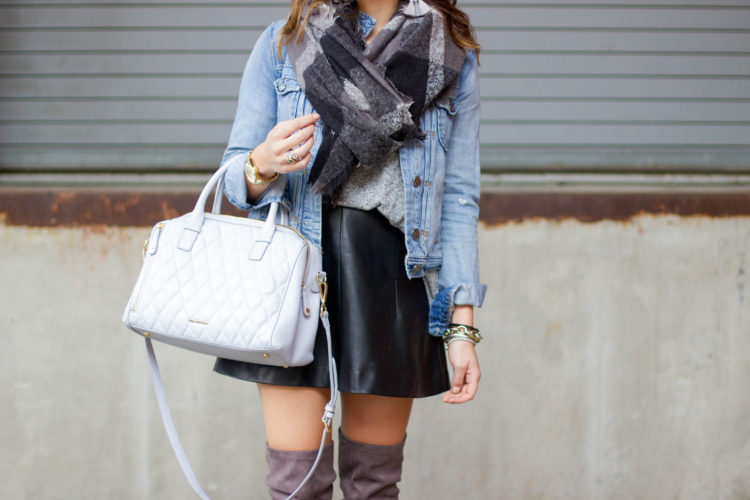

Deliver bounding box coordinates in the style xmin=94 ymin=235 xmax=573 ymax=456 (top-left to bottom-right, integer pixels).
xmin=244 ymin=149 xmax=279 ymax=185
xmin=250 ymin=145 xmax=276 ymax=178
xmin=450 ymin=304 xmax=473 ymax=326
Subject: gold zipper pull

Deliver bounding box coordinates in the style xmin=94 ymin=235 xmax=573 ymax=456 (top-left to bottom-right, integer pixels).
xmin=316 ymin=272 xmax=328 ymax=317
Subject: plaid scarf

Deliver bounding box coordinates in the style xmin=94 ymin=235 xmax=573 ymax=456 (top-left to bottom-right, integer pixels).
xmin=287 ymin=0 xmax=466 ymax=195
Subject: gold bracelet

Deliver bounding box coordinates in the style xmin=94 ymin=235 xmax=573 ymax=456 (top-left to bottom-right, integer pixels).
xmin=244 ymin=149 xmax=279 ymax=185
xmin=442 ymin=324 xmax=483 ymax=348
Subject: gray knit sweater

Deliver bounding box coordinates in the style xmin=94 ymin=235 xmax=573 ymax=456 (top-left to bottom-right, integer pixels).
xmin=335 ymin=150 xmax=439 ymax=304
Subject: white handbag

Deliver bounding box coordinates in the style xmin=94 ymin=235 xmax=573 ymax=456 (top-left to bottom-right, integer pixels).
xmin=122 ymin=161 xmax=337 ymax=500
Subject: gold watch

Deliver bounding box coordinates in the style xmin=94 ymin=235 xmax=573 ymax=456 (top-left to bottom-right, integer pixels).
xmin=244 ymin=149 xmax=280 ymax=185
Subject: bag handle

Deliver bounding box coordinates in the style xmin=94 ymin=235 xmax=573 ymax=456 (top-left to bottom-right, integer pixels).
xmin=177 ymin=160 xmax=283 ymax=257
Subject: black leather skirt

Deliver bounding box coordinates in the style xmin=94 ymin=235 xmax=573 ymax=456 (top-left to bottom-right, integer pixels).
xmin=213 ymin=203 xmax=450 ymax=398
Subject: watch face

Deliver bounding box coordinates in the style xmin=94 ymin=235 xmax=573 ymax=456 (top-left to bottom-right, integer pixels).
xmin=245 ymin=155 xmax=277 ymax=185
xmin=245 ymin=155 xmax=262 ymax=184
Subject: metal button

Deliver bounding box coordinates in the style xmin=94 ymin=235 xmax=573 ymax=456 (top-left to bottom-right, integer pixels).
xmin=412 ymin=264 xmax=422 ymax=274
xmin=411 ymin=228 xmax=420 ymax=240
xmin=413 ymin=176 xmax=421 ymax=188
xmin=449 ymin=100 xmax=455 ymax=112
xmin=278 ymin=81 xmax=286 ymax=91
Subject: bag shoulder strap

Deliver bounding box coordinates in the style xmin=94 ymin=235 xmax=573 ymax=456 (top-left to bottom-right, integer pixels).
xmin=143 ymin=310 xmax=338 ymax=500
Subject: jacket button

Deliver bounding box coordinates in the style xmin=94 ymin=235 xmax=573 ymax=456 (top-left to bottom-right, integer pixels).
xmin=278 ymin=81 xmax=286 ymax=91
xmin=412 ymin=264 xmax=421 ymax=273
xmin=413 ymin=176 xmax=421 ymax=188
xmin=449 ymin=101 xmax=455 ymax=112
xmin=411 ymin=228 xmax=420 ymax=240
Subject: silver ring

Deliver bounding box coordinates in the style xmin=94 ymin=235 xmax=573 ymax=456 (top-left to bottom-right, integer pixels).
xmin=285 ymin=151 xmax=301 ymax=164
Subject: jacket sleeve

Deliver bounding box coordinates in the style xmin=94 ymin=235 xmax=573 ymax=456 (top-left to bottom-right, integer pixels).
xmin=428 ymin=49 xmax=487 ymax=335
xmin=221 ymin=21 xmax=287 ymax=212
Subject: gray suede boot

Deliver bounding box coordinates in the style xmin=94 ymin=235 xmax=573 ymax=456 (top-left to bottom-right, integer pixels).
xmin=338 ymin=429 xmax=406 ymax=500
xmin=265 ymin=441 xmax=336 ymax=500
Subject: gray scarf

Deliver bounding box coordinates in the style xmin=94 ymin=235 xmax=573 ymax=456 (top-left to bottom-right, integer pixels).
xmin=287 ymin=0 xmax=466 ymax=195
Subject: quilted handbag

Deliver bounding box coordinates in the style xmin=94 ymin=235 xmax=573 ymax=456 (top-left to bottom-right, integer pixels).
xmin=122 ymin=160 xmax=337 ymax=500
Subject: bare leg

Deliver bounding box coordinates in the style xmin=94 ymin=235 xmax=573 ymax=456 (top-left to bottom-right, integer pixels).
xmin=340 ymin=393 xmax=413 ymax=444
xmin=257 ymin=383 xmax=333 ymax=450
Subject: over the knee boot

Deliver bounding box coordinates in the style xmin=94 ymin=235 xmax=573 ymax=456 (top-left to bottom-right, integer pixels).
xmin=265 ymin=441 xmax=336 ymax=500
xmin=338 ymin=428 xmax=406 ymax=500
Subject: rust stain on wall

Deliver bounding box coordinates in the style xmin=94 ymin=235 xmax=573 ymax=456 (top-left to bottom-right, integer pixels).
xmin=0 ymin=190 xmax=244 ymax=227
xmin=479 ymin=191 xmax=750 ymax=226
xmin=1 ymin=189 xmax=749 ymax=227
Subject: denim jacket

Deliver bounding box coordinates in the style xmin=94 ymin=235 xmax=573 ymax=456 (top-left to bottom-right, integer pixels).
xmin=220 ymin=15 xmax=487 ymax=336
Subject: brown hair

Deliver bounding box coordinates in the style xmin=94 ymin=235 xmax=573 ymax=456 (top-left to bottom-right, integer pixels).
xmin=277 ymin=0 xmax=480 ymax=59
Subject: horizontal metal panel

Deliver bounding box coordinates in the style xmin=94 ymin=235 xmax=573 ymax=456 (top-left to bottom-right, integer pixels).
xmin=4 ymin=171 xmax=750 ymax=190
xmin=2 ymin=122 xmax=748 ymax=144
xmin=0 ymin=76 xmax=243 ymax=97
xmin=0 ymin=53 xmax=248 ymax=73
xmin=0 ymin=6 xmax=287 ymax=28
xmin=3 ymin=25 xmax=750 ymax=52
xmin=464 ymin=5 xmax=750 ymax=29
xmin=0 ymin=123 xmax=232 ymax=142
xmin=480 ymin=101 xmax=750 ymax=121
xmin=2 ymin=5 xmax=749 ymax=29
xmin=2 ymin=52 xmax=749 ymax=76
xmin=0 ymin=100 xmax=238 ymax=120
xmin=0 ymin=30 xmax=264 ymax=51
xmin=2 ymin=74 xmax=749 ymax=100
xmin=478 ymin=77 xmax=750 ymax=99
xmin=479 ymin=55 xmax=750 ymax=75
xmin=5 ymin=99 xmax=750 ymax=122
xmin=2 ymin=145 xmax=749 ymax=171
xmin=476 ymin=30 xmax=750 ymax=52
xmin=0 ymin=145 xmax=224 ymax=169
xmin=478 ymin=123 xmax=750 ymax=144
xmin=479 ymin=148 xmax=750 ymax=170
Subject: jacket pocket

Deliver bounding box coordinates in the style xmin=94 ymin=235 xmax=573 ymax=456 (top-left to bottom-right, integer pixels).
xmin=435 ymin=93 xmax=459 ymax=151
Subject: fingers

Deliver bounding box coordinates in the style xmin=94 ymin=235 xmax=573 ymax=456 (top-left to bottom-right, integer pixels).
xmin=441 ymin=341 xmax=481 ymax=404
xmin=254 ymin=114 xmax=319 ymax=176
xmin=273 ymin=113 xmax=320 ymax=138
xmin=278 ymin=124 xmax=316 ymax=154
xmin=441 ymin=363 xmax=480 ymax=404
xmin=270 ymin=115 xmax=319 ymax=172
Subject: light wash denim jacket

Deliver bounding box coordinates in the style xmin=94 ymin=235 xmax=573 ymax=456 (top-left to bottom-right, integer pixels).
xmin=221 ymin=15 xmax=487 ymax=336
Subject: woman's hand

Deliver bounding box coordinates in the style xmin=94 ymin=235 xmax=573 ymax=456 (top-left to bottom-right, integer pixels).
xmin=442 ymin=340 xmax=481 ymax=404
xmin=245 ymin=113 xmax=319 ymax=198
xmin=441 ymin=304 xmax=480 ymax=404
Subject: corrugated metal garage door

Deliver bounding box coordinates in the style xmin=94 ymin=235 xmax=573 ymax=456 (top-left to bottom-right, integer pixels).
xmin=1 ymin=0 xmax=749 ymax=183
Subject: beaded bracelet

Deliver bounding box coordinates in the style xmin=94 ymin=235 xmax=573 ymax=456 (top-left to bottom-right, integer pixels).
xmin=442 ymin=323 xmax=483 ymax=349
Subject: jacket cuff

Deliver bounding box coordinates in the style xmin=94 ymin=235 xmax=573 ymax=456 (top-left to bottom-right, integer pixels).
xmin=427 ymin=282 xmax=487 ymax=337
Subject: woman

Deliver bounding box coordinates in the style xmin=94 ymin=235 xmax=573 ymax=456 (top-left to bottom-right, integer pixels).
xmin=214 ymin=0 xmax=487 ymax=497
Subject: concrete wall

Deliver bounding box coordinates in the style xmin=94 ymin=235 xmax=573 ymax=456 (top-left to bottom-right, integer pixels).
xmin=1 ymin=215 xmax=749 ymax=499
